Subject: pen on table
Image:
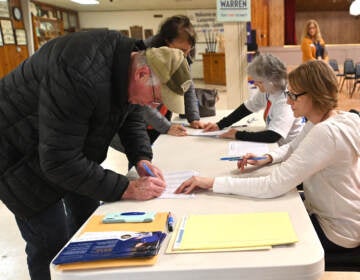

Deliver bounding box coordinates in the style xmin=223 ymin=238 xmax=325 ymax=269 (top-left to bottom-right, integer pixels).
xmin=220 ymin=156 xmax=267 ymax=161
xmin=167 ymin=212 xmax=174 ymax=232
xmin=142 ymin=163 xmax=156 ymax=177
xmin=231 ymin=124 xmax=248 ymax=128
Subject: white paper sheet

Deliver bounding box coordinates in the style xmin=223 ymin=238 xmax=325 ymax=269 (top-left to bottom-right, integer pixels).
xmin=228 ymin=141 xmax=269 ymax=156
xmin=186 ymin=129 xmax=230 ymax=137
xmin=126 ymin=169 xmax=198 ymax=199
xmin=160 ymin=170 xmax=199 ymax=199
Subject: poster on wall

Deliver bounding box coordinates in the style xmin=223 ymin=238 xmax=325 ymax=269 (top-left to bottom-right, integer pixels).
xmin=194 ymin=42 xmax=207 ymax=61
xmin=187 ymin=10 xmax=224 ymax=43
xmin=216 ymin=0 xmax=251 ymax=22
xmin=15 ymin=29 xmax=27 ymax=45
xmin=187 ymin=10 xmax=224 ymax=55
xmin=0 ymin=1 xmax=10 ymax=18
xmin=0 ymin=19 xmax=15 ymax=44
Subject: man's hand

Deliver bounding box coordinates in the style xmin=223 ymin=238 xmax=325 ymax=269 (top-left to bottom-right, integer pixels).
xmin=136 ymin=160 xmax=164 ymax=180
xmin=122 ymin=177 xmax=166 ymax=200
xmin=167 ymin=124 xmax=187 ymax=136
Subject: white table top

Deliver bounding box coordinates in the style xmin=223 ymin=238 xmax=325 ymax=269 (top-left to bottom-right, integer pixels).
xmin=50 ymin=110 xmax=324 ymax=280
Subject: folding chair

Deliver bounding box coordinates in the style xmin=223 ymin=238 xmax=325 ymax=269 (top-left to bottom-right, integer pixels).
xmin=350 ymin=63 xmax=360 ymax=98
xmin=339 ymin=59 xmax=356 ymax=96
xmin=329 ymin=59 xmax=344 ymax=88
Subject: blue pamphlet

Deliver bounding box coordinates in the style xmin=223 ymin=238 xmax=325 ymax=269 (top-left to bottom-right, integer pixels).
xmin=53 ymin=231 xmax=166 ymax=265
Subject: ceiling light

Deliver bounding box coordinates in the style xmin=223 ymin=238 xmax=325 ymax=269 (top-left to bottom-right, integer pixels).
xmin=350 ymin=0 xmax=360 ymax=16
xmin=71 ymin=0 xmax=99 ymax=4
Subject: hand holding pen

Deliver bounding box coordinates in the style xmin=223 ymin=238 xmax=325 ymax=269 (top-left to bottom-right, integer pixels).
xmin=122 ymin=161 xmax=166 ymax=200
xmin=137 ymin=160 xmax=164 ymax=181
xmin=236 ymin=153 xmax=272 ymax=172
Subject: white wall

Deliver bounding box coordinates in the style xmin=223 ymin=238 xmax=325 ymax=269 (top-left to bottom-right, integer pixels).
xmin=78 ymin=10 xmax=206 ymax=78
xmin=260 ymin=45 xmax=360 ymax=70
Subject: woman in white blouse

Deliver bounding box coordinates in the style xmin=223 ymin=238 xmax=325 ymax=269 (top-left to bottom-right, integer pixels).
xmin=176 ymin=60 xmax=360 ymax=254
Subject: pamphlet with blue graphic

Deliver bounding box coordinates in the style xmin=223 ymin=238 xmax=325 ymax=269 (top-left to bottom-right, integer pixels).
xmin=53 ymin=231 xmax=166 ymax=265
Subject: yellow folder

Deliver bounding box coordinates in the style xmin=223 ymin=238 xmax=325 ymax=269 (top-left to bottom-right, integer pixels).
xmin=166 ymin=220 xmax=271 ymax=254
xmin=172 ymin=212 xmax=298 ymax=251
xmin=56 ymin=212 xmax=168 ymax=271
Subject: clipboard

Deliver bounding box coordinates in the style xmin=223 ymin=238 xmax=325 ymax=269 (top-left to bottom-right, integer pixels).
xmin=55 ymin=212 xmax=168 ymax=271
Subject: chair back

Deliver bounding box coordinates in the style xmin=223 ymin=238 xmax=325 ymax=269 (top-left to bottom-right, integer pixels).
xmin=329 ymin=59 xmax=339 ymax=72
xmin=355 ymin=63 xmax=360 ymax=79
xmin=343 ymin=59 xmax=355 ymax=75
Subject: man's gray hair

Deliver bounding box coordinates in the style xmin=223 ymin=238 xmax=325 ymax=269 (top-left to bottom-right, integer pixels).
xmin=133 ymin=51 xmax=160 ymax=86
xmin=247 ymin=53 xmax=287 ymax=92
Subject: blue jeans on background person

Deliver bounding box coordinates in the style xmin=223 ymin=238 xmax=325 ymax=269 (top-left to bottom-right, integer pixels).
xmin=15 ymin=193 xmax=99 ymax=280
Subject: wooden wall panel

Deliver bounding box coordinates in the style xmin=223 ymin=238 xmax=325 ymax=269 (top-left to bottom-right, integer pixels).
xmin=296 ymin=0 xmax=350 ymax=11
xmin=251 ymin=0 xmax=269 ymax=46
xmin=0 ymin=0 xmax=29 ymax=78
xmin=296 ymin=11 xmax=360 ymax=44
xmin=269 ymin=0 xmax=284 ymax=46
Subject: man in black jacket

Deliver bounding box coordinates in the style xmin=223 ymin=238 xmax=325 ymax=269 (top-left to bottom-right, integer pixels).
xmin=0 ymin=30 xmax=191 ymax=280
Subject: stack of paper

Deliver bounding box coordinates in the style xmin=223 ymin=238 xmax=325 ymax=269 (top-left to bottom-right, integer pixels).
xmin=167 ymin=212 xmax=298 ymax=254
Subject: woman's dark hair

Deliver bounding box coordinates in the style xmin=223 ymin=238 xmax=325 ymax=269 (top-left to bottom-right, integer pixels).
xmin=150 ymin=15 xmax=196 ymax=48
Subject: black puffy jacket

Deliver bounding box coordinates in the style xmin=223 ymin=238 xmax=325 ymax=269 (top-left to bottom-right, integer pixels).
xmin=0 ymin=30 xmax=152 ymax=219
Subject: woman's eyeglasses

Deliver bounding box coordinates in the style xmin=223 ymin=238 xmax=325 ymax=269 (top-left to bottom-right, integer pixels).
xmin=284 ymin=90 xmax=307 ymax=101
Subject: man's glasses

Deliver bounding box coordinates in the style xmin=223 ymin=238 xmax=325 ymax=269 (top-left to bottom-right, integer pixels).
xmin=284 ymin=90 xmax=307 ymax=101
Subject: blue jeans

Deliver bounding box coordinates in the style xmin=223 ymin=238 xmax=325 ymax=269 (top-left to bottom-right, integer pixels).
xmin=15 ymin=193 xmax=99 ymax=280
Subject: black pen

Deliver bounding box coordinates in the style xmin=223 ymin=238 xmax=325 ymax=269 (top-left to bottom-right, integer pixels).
xmin=167 ymin=212 xmax=174 ymax=232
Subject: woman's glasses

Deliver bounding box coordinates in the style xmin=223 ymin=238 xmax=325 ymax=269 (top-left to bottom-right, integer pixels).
xmin=284 ymin=90 xmax=307 ymax=101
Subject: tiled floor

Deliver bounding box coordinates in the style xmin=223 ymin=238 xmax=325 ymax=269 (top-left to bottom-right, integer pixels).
xmin=0 ymin=79 xmax=359 ymax=280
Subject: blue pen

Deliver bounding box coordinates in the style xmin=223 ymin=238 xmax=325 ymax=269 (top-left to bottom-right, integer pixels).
xmin=142 ymin=163 xmax=156 ymax=177
xmin=220 ymin=156 xmax=267 ymax=161
xmin=167 ymin=212 xmax=174 ymax=232
xmin=121 ymin=212 xmax=146 ymax=216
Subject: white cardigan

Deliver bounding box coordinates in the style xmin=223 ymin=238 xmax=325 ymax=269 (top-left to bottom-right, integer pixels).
xmin=213 ymin=111 xmax=360 ymax=248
